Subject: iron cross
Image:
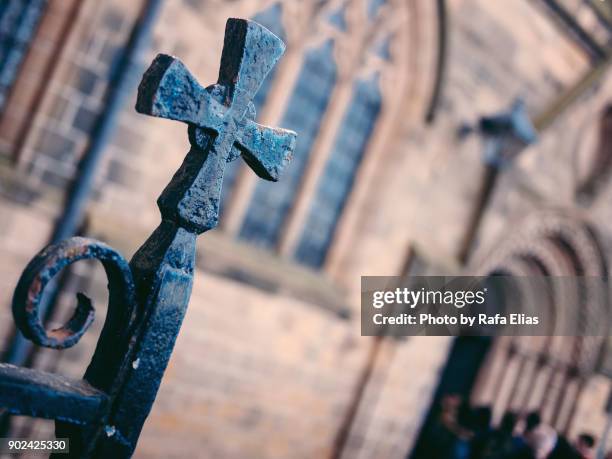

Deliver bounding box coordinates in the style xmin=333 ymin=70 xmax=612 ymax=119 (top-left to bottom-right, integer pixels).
xmin=136 ymin=18 xmax=296 ymax=233
xmin=1 ymin=18 xmax=296 ymax=459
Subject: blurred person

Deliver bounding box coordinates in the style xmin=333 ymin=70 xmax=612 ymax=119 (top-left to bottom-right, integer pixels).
xmin=472 ymin=406 xmax=493 ymax=435
xmin=513 ymin=412 xmax=543 ymax=458
xmin=452 ymin=400 xmax=479 ymax=459
xmin=528 ymin=425 xmax=558 ymax=459
xmin=525 ymin=412 xmax=543 ymax=438
xmin=472 ymin=411 xmax=522 ymax=459
xmin=513 ymin=412 xmax=578 ymax=459
xmin=425 ymin=394 xmax=475 ymax=459
xmin=424 ymin=394 xmax=464 ymax=458
xmin=574 ymin=433 xmax=596 ymax=459
xmin=528 ymin=422 xmax=579 ymax=459
xmin=547 ymin=434 xmax=580 ymax=459
xmin=468 ymin=406 xmax=493 ymax=459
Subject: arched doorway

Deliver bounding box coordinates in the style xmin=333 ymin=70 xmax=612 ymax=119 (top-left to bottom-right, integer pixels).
xmin=410 ymin=210 xmax=610 ymax=458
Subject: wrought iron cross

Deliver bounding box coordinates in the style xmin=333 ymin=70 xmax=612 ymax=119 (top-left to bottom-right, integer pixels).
xmin=0 ymin=18 xmax=295 ymax=458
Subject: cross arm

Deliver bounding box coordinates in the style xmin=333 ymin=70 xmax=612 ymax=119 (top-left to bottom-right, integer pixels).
xmin=135 ymin=54 xmax=224 ymax=126
xmin=218 ymin=18 xmax=286 ymax=105
xmin=235 ymin=118 xmax=296 ymax=181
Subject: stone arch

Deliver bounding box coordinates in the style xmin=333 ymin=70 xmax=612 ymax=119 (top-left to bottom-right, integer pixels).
xmin=471 ymin=210 xmax=609 ymax=433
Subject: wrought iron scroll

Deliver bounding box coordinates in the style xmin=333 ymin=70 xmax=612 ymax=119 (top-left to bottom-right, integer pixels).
xmin=12 ymin=237 xmax=135 ymax=350
xmin=0 ymin=18 xmax=296 ymax=459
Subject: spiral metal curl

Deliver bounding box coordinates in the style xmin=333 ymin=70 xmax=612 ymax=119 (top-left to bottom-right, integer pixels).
xmin=12 ymin=237 xmax=135 ymax=349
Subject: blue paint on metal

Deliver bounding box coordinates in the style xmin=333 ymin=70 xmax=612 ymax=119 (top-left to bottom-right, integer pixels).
xmin=239 ymin=39 xmax=336 ymax=248
xmin=0 ymin=17 xmax=296 ymax=459
xmin=220 ymin=2 xmax=287 ymax=216
xmin=0 ymin=362 xmax=110 ymax=425
xmin=295 ymin=73 xmax=381 ymax=268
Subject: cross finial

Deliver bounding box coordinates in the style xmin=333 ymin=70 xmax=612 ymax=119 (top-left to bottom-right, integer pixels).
xmin=136 ymin=18 xmax=296 ymax=233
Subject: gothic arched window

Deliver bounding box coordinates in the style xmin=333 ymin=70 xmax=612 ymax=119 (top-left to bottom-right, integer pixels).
xmin=221 ymin=0 xmax=414 ymax=270
xmin=239 ymin=39 xmax=338 ymax=246
xmin=294 ymin=74 xmax=382 ymax=267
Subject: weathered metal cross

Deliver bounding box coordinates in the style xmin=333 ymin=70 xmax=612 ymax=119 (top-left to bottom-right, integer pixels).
xmin=0 ymin=18 xmax=295 ymax=459
xmin=137 ymin=18 xmax=296 ymax=232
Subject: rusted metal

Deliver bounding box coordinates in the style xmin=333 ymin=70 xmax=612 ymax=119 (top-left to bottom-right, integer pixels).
xmin=1 ymin=18 xmax=296 ymax=458
xmin=12 ymin=237 xmax=134 ymax=350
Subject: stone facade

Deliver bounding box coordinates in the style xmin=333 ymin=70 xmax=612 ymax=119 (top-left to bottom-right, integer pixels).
xmin=0 ymin=0 xmax=612 ymax=457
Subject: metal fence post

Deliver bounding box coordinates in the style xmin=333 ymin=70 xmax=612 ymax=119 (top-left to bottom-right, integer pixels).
xmin=0 ymin=18 xmax=297 ymax=459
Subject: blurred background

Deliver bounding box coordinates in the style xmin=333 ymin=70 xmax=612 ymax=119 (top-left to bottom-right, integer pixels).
xmin=1 ymin=0 xmax=612 ymax=458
